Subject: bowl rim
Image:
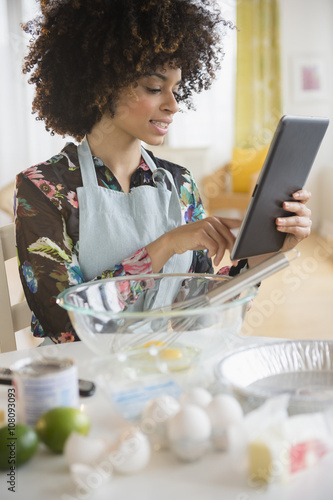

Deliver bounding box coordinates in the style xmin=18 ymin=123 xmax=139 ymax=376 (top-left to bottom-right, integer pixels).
xmin=56 ymin=272 xmax=258 ymax=319
xmin=215 ymin=339 xmax=333 ymax=404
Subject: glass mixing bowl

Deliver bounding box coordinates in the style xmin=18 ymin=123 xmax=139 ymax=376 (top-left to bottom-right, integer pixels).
xmin=57 ymin=273 xmax=257 ymax=374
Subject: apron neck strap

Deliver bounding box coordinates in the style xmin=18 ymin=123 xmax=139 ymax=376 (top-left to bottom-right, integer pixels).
xmin=141 ymin=146 xmax=157 ymax=172
xmin=77 ymin=137 xmax=99 ymax=187
xmin=78 ymin=140 xmax=158 ymax=187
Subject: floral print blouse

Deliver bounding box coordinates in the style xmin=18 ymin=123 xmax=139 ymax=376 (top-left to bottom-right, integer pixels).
xmin=14 ymin=143 xmax=237 ymax=343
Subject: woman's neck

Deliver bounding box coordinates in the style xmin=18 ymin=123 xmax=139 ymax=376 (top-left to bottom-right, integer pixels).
xmin=87 ymin=115 xmax=142 ymax=193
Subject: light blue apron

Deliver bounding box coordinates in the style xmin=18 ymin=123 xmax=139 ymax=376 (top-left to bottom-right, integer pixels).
xmin=76 ymin=138 xmax=192 ymax=309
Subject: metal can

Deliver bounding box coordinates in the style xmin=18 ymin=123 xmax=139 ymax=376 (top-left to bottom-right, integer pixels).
xmin=12 ymin=357 xmax=79 ymax=426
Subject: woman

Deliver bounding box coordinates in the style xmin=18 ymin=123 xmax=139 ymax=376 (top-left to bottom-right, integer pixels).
xmin=15 ymin=0 xmax=311 ymax=343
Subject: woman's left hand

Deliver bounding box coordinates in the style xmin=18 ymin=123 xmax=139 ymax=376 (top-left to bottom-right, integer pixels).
xmin=277 ymin=189 xmax=312 ymax=251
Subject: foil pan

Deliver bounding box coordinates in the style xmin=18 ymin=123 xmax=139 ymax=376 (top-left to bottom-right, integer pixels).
xmin=215 ymin=340 xmax=333 ymax=414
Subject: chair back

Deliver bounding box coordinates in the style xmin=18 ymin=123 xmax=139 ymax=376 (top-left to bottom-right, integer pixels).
xmin=0 ymin=223 xmax=31 ymax=352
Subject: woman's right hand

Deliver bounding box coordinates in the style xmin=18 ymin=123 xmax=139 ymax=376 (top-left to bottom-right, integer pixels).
xmin=146 ymin=217 xmax=241 ymax=272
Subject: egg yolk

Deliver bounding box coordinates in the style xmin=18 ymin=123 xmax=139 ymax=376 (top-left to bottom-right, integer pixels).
xmin=159 ymin=348 xmax=184 ymax=361
xmin=140 ymin=342 xmax=184 ymax=363
xmin=142 ymin=341 xmax=165 ymax=348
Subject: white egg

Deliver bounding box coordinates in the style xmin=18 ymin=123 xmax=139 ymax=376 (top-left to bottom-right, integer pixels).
xmin=166 ymin=404 xmax=211 ymax=462
xmin=110 ymin=427 xmax=151 ymax=474
xmin=179 ymin=387 xmax=213 ymax=408
xmin=64 ymin=432 xmax=111 ymax=467
xmin=205 ymin=394 xmax=244 ymax=451
xmin=141 ymin=394 xmax=180 ymax=450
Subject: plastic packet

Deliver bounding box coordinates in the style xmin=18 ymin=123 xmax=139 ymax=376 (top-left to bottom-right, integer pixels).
xmin=226 ymin=395 xmax=289 ymax=473
xmin=86 ymin=355 xmax=182 ymax=421
xmin=228 ymin=395 xmax=333 ymax=483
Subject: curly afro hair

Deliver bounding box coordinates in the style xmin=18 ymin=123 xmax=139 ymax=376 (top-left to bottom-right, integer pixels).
xmin=22 ymin=0 xmax=233 ymax=141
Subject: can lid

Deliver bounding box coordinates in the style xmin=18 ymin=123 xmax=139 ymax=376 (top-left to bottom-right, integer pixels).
xmin=11 ymin=357 xmax=75 ymax=377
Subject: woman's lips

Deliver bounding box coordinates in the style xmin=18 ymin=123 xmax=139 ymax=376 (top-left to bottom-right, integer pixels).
xmin=149 ymin=120 xmax=170 ymax=135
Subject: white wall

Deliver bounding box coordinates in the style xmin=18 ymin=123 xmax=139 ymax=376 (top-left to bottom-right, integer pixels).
xmin=166 ymin=0 xmax=237 ymax=179
xmin=279 ymin=0 xmax=333 ymax=233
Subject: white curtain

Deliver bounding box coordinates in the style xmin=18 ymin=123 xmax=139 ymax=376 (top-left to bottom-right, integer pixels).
xmin=0 ymin=0 xmax=64 ymax=195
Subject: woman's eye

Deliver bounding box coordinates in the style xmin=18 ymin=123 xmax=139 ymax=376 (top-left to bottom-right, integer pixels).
xmin=146 ymin=87 xmax=160 ymax=94
xmin=145 ymin=87 xmax=180 ymax=100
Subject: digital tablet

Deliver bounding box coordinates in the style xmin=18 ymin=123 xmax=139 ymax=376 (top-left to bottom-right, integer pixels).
xmin=230 ymin=115 xmax=329 ymax=261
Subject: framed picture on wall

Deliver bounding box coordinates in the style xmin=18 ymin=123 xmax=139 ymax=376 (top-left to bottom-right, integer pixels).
xmin=292 ymin=56 xmax=329 ymax=102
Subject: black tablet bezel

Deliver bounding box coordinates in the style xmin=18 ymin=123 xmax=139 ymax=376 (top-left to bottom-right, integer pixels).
xmin=230 ymin=115 xmax=329 ymax=261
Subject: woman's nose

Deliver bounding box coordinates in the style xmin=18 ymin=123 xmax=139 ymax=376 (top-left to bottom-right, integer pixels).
xmin=162 ymin=92 xmax=179 ymax=114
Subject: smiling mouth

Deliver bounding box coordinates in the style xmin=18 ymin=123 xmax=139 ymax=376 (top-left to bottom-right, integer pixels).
xmin=150 ymin=120 xmax=169 ymax=129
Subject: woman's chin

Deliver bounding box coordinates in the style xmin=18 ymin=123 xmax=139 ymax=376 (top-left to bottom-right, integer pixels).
xmin=144 ymin=136 xmax=166 ymax=147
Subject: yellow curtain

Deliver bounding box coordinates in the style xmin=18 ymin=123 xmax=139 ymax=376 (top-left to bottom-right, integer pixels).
xmin=235 ymin=0 xmax=282 ymax=149
xmin=229 ymin=0 xmax=282 ymax=193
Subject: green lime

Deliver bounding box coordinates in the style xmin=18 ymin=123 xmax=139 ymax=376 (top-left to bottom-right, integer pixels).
xmin=0 ymin=424 xmax=39 ymax=469
xmin=35 ymin=407 xmax=90 ymax=453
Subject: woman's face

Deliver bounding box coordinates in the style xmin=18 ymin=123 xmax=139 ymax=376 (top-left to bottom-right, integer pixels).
xmin=111 ymin=65 xmax=181 ymax=146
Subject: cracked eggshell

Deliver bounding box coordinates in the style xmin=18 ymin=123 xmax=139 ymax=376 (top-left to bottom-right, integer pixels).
xmin=110 ymin=427 xmax=151 ymax=474
xmin=141 ymin=394 xmax=180 ymax=449
xmin=64 ymin=432 xmax=111 ymax=467
xmin=70 ymin=462 xmax=113 ymax=490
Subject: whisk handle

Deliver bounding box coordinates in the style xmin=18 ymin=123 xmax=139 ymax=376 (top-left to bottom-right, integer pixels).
xmin=207 ymin=249 xmax=299 ymax=305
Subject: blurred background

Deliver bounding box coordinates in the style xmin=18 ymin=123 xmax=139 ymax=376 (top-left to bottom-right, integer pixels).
xmin=1 ymin=0 xmax=333 ymax=344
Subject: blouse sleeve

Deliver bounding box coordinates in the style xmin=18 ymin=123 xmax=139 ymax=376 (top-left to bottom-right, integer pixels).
xmin=15 ymin=172 xmax=153 ymax=343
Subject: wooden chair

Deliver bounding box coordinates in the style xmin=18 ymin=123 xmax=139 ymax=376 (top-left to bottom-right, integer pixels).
xmin=202 ymin=162 xmax=259 ymax=216
xmin=0 ymin=181 xmax=15 ymax=219
xmin=202 ymin=146 xmax=269 ymax=216
xmin=0 ymin=223 xmax=32 ymax=352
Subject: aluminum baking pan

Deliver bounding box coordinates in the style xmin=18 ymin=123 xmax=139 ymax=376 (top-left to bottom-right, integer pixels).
xmin=215 ymin=340 xmax=333 ymax=414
